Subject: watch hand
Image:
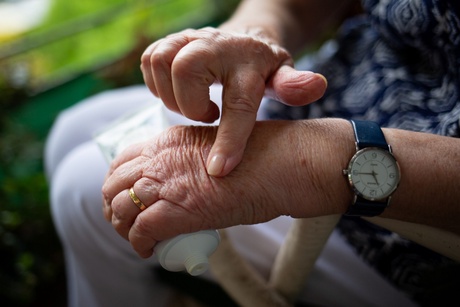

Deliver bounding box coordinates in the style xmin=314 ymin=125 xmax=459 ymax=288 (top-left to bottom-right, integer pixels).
xmin=371 ymin=170 xmax=379 ymax=185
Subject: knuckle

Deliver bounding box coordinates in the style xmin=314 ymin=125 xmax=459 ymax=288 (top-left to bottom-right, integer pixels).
xmin=140 ymin=52 xmax=151 ymax=67
xmin=172 ymin=46 xmax=214 ymax=77
xmin=110 ymin=201 xmax=125 ymax=221
xmin=101 ymin=187 xmax=109 ymax=201
xmin=151 ymin=49 xmax=172 ymax=72
xmin=111 ymin=215 xmax=123 ymax=232
xmin=171 ymin=54 xmax=198 ymax=78
xmin=227 ymin=96 xmax=259 ymax=114
xmin=158 ymin=125 xmax=185 ymax=147
xmin=133 ymin=213 xmax=152 ymax=235
xmin=166 ymin=125 xmax=187 ymax=136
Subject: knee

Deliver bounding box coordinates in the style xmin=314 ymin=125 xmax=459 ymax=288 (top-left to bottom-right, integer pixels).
xmin=44 ymin=85 xmax=151 ymax=179
xmin=49 ymin=142 xmax=108 ymax=243
xmin=44 ymin=107 xmax=97 ymax=180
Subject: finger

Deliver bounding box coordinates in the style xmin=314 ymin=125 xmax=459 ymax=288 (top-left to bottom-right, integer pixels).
xmin=128 ymin=212 xmax=157 ymax=258
xmin=110 ymin=176 xmax=162 ymax=240
xmin=111 ymin=176 xmax=160 ymax=237
xmin=128 ymin=176 xmax=161 ymax=206
xmin=128 ymin=199 xmax=206 ymax=258
xmin=266 ymin=65 xmax=328 ymax=106
xmin=128 ymin=200 xmax=172 ymax=258
xmin=102 ymin=156 xmax=146 ymax=206
xmin=140 ymin=41 xmax=161 ymax=97
xmin=149 ymin=36 xmax=193 ymax=114
xmin=102 ymin=142 xmax=145 ymax=222
xmin=142 ymin=30 xmax=209 ymax=115
xmin=103 ymin=197 xmax=113 ymax=222
xmin=171 ymin=40 xmax=221 ymax=123
xmin=206 ymin=70 xmax=266 ymax=177
xmin=111 ymin=188 xmax=142 ymax=240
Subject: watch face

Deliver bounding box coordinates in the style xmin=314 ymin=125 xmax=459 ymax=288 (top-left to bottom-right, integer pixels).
xmin=346 ymin=147 xmax=400 ymax=201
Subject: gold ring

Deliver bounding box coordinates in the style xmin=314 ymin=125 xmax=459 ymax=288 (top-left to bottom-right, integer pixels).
xmin=129 ymin=187 xmax=147 ymax=211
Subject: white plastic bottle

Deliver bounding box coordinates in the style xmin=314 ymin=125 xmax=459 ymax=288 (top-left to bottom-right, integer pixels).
xmin=154 ymin=230 xmax=221 ymax=276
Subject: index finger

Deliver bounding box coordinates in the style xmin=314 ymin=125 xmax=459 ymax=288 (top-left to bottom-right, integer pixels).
xmin=207 ymin=69 xmax=266 ymax=177
xmin=171 ymin=43 xmax=266 ymax=177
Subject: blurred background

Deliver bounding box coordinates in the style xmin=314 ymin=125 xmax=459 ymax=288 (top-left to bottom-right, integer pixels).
xmin=0 ymin=0 xmax=237 ymax=305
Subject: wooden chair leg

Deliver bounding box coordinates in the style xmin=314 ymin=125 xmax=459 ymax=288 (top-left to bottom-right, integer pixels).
xmin=209 ymin=215 xmax=460 ymax=307
xmin=209 ymin=229 xmax=290 ymax=306
xmin=209 ymin=215 xmax=340 ymax=306
xmin=269 ymin=215 xmax=341 ymax=303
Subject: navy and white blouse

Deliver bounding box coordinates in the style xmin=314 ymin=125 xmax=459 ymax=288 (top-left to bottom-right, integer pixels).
xmin=268 ymin=0 xmax=460 ymax=137
xmin=266 ymin=0 xmax=459 ymax=304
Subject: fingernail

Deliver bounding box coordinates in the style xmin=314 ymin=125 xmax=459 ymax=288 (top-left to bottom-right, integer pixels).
xmin=207 ymin=154 xmax=225 ymax=177
xmin=315 ymin=73 xmax=328 ymax=86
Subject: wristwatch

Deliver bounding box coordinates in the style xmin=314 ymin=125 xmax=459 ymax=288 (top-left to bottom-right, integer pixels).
xmin=343 ymin=120 xmax=401 ymax=216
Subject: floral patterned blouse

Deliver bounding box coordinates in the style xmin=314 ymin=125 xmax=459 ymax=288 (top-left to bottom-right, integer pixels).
xmin=266 ymin=0 xmax=459 ymax=304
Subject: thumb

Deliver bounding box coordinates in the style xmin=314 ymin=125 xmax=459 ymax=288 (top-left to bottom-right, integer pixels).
xmin=266 ymin=65 xmax=327 ymax=106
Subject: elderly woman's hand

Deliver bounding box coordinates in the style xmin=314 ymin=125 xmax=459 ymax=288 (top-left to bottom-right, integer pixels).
xmin=102 ymin=120 xmax=349 ymax=258
xmin=140 ymin=27 xmax=327 ymax=177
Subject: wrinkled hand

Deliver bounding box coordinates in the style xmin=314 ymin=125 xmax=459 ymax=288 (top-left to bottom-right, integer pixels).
xmin=102 ymin=121 xmax=332 ymax=258
xmin=140 ymin=27 xmax=327 ymax=177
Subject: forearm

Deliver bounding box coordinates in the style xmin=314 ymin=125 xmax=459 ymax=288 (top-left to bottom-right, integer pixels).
xmin=219 ymin=0 xmax=360 ymax=54
xmin=291 ymin=119 xmax=460 ymax=235
xmin=381 ymin=127 xmax=460 ymax=234
xmin=103 ymin=117 xmax=460 ymax=257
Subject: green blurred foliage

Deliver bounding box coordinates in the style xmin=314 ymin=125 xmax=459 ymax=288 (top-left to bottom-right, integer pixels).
xmin=0 ymin=118 xmax=63 ymax=306
xmin=0 ymin=0 xmax=220 ymax=94
xmin=0 ymin=0 xmax=238 ymax=305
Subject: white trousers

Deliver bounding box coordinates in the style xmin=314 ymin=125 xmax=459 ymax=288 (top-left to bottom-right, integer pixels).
xmin=44 ymin=85 xmax=416 ymax=307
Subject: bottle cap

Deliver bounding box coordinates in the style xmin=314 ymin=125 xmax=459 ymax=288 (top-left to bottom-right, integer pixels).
xmin=154 ymin=230 xmax=220 ymax=276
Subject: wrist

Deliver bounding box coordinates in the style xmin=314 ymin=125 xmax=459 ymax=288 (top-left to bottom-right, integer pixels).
xmin=218 ymin=1 xmax=294 ymax=48
xmin=241 ymin=119 xmax=355 ymax=221
xmin=291 ymin=118 xmax=355 ymax=217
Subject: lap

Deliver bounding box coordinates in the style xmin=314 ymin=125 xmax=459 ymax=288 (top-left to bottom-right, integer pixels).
xmin=46 ymin=84 xmax=416 ymax=307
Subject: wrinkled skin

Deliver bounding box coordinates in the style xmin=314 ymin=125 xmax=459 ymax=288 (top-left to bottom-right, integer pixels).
xmin=102 ymin=120 xmax=340 ymax=258
xmin=102 ymin=2 xmax=460 ymax=262
xmin=103 ymin=25 xmax=330 ymax=258
xmin=140 ymin=27 xmax=327 ymax=176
